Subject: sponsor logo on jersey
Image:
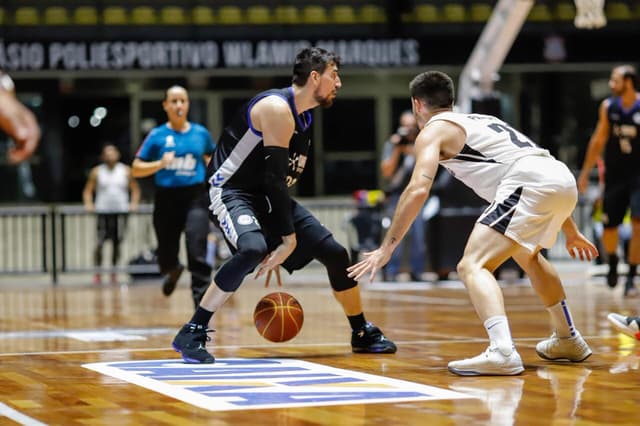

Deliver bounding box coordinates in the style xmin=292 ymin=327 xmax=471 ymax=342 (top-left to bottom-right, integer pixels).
xmin=165 ymin=135 xmax=176 ymax=147
xmin=83 ymin=358 xmax=473 ymax=412
xmin=211 ymin=172 xmax=225 ymax=187
xmin=286 ymin=153 xmax=307 ymax=187
xmin=237 ymin=215 xmax=256 ymax=226
xmin=165 ymin=153 xmax=197 ymax=175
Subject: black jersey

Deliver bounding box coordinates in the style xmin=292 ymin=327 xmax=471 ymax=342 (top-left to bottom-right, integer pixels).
xmin=604 ymin=95 xmax=640 ymax=182
xmin=207 ymin=87 xmax=312 ymax=191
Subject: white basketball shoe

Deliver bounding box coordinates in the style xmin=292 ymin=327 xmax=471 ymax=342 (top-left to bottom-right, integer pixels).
xmin=607 ymin=313 xmax=640 ymax=341
xmin=448 ymin=347 xmax=524 ymax=376
xmin=535 ymin=332 xmax=592 ymax=362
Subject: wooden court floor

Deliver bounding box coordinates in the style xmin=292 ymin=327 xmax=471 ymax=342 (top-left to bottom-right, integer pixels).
xmin=0 ymin=263 xmax=638 ymax=425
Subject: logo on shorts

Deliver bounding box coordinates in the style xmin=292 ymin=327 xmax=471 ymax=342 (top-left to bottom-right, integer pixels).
xmin=633 ymin=112 xmax=640 ymax=125
xmin=237 ymin=215 xmax=255 ymax=226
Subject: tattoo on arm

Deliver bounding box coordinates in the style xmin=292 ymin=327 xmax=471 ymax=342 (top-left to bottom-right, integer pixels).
xmin=421 ymin=174 xmax=433 ymax=181
xmin=390 ymin=237 xmax=397 ymax=245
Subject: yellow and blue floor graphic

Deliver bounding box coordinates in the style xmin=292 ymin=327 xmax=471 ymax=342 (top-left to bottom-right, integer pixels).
xmin=83 ymin=358 xmax=473 ymax=411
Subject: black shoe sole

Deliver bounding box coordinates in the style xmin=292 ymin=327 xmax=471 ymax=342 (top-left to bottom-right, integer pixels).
xmin=162 ymin=265 xmax=184 ymax=296
xmin=352 ymin=345 xmax=397 ymax=354
xmin=172 ymin=342 xmax=215 ymax=364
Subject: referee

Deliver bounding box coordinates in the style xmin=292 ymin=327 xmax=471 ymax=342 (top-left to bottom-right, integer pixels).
xmin=132 ymin=85 xmax=215 ymax=307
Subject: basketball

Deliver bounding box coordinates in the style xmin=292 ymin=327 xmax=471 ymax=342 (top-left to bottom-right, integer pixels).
xmin=253 ymin=292 xmax=304 ymax=342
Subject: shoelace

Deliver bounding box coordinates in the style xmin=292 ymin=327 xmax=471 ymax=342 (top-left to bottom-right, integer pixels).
xmin=191 ymin=327 xmax=216 ymax=344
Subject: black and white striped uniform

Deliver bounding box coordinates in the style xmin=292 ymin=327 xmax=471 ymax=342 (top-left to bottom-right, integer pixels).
xmin=428 ymin=112 xmax=576 ymax=252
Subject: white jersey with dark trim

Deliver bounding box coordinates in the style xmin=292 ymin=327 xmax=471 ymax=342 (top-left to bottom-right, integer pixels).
xmin=429 ymin=112 xmax=552 ymax=201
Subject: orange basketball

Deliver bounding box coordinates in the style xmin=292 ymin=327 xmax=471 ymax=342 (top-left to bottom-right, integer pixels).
xmin=253 ymin=292 xmax=304 ymax=342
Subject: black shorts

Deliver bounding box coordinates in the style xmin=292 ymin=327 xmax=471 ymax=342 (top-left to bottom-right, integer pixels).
xmin=602 ymin=179 xmax=640 ymax=227
xmin=209 ymin=187 xmax=332 ymax=273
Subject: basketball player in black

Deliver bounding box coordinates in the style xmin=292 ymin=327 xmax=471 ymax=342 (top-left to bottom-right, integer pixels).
xmin=172 ymin=47 xmax=396 ymax=363
xmin=578 ymin=65 xmax=640 ymax=297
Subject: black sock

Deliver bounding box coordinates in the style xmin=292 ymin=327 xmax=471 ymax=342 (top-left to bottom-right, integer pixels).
xmin=348 ymin=313 xmax=366 ymax=330
xmin=609 ymin=253 xmax=619 ymax=270
xmin=628 ymin=264 xmax=637 ymax=278
xmin=190 ymin=307 xmax=214 ymax=327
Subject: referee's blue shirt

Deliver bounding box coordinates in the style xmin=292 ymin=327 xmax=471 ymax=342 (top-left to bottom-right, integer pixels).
xmin=137 ymin=122 xmax=215 ymax=188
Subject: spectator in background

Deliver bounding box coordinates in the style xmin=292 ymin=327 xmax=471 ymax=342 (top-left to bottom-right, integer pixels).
xmin=132 ymin=85 xmax=215 ymax=307
xmin=0 ymin=71 xmax=40 ymax=165
xmin=380 ymin=110 xmax=425 ymax=281
xmin=577 ymin=64 xmax=640 ymax=297
xmin=83 ymin=144 xmax=140 ymax=285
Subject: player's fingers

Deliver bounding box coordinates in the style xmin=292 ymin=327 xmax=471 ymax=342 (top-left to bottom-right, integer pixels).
xmin=368 ymin=267 xmax=378 ymax=283
xmin=347 ymin=262 xmax=368 ymax=280
xmin=275 ymin=267 xmax=282 ymax=287
xmin=254 ymin=256 xmax=269 ymax=279
xmin=264 ymin=270 xmax=272 ymax=287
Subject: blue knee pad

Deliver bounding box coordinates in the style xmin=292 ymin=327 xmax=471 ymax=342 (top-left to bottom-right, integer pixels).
xmin=215 ymin=231 xmax=267 ymax=292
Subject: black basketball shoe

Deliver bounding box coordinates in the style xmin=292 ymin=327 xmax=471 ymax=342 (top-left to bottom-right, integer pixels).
xmin=624 ymin=276 xmax=637 ymax=297
xmin=351 ymin=322 xmax=397 ymax=354
xmin=172 ymin=323 xmax=215 ymax=364
xmin=162 ymin=264 xmax=184 ymax=296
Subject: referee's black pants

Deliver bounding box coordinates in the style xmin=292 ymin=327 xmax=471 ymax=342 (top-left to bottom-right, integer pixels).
xmin=153 ymin=184 xmax=212 ymax=305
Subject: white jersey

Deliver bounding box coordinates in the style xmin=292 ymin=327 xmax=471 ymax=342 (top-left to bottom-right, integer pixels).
xmin=94 ymin=163 xmax=130 ymax=213
xmin=428 ymin=112 xmax=552 ymax=201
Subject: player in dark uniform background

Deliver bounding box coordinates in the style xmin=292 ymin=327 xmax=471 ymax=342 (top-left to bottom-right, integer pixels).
xmin=172 ymin=47 xmax=396 ymax=363
xmin=578 ymin=64 xmax=640 ymax=297
xmin=132 ymin=86 xmax=215 ymax=307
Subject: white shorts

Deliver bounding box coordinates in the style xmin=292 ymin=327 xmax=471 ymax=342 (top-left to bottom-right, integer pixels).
xmin=478 ymin=156 xmax=577 ymax=253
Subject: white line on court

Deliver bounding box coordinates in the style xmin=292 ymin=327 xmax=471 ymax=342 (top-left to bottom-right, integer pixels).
xmin=0 ymin=402 xmax=47 ymax=426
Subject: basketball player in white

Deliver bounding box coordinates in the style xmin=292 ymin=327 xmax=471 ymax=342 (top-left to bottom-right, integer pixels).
xmin=348 ymin=71 xmax=599 ymax=375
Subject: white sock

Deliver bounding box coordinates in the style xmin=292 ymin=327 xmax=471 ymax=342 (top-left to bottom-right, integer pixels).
xmin=484 ymin=315 xmax=514 ymax=354
xmin=547 ymin=300 xmax=576 ymax=338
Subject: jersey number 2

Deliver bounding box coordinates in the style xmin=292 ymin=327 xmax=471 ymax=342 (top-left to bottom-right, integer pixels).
xmin=488 ymin=123 xmax=536 ymax=148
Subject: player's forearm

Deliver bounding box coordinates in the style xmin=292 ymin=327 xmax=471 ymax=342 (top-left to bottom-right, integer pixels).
xmin=131 ymin=158 xmax=164 ymax=178
xmin=561 ymin=216 xmax=579 ymax=238
xmin=381 ymin=183 xmax=429 ymax=250
xmin=580 ymin=139 xmax=604 ymax=174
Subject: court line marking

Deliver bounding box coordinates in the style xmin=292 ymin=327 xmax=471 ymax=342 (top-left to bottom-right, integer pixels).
xmin=0 ymin=334 xmax=616 ymax=358
xmin=0 ymin=402 xmax=47 ymax=426
xmin=83 ymin=358 xmax=475 ymax=411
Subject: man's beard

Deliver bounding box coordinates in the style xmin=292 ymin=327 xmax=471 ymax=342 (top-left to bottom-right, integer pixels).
xmin=315 ymin=92 xmax=335 ymax=108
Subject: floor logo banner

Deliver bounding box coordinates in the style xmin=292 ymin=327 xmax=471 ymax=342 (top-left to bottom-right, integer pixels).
xmin=84 ymin=358 xmax=472 ymax=411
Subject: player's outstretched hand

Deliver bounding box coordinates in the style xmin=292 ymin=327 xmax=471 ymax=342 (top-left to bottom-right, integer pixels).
xmin=347 ymin=247 xmax=392 ymax=283
xmin=0 ymin=90 xmax=41 ymax=165
xmin=565 ymin=230 xmax=599 ymax=262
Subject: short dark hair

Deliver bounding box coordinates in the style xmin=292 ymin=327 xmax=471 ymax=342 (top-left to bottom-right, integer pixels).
xmin=409 ymin=71 xmax=455 ymax=109
xmin=618 ymin=64 xmax=638 ymax=89
xmin=292 ymin=47 xmax=340 ymax=86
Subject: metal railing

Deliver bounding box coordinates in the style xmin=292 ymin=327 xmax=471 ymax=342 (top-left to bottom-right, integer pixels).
xmin=0 ymin=197 xmax=593 ymax=284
